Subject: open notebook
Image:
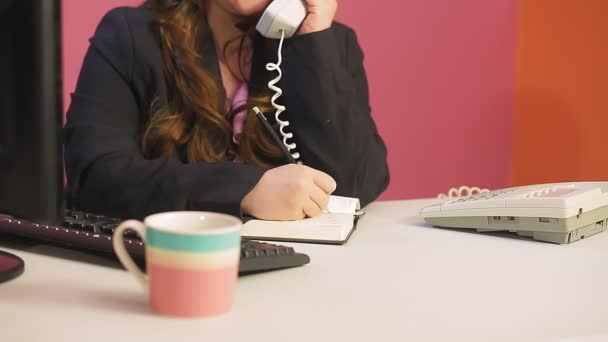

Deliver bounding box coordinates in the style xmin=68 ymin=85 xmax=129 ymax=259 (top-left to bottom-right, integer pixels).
xmin=242 ymin=196 xmax=362 ymax=244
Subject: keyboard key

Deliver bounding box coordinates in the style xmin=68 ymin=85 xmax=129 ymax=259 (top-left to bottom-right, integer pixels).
xmin=264 ymin=248 xmax=277 ymax=256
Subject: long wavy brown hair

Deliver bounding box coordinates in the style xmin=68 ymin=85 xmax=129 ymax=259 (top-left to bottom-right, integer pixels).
xmin=143 ymin=0 xmax=283 ymax=167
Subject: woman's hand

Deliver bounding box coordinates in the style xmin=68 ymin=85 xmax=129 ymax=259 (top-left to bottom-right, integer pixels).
xmin=241 ymin=164 xmax=337 ymax=221
xmin=297 ymin=0 xmax=338 ymax=35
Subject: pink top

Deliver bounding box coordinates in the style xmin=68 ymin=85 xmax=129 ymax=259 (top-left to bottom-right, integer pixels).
xmin=230 ymin=82 xmax=249 ymax=145
xmin=224 ymin=82 xmax=249 ymax=162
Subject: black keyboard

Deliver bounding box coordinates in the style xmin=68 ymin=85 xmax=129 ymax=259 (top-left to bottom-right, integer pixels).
xmin=0 ymin=210 xmax=310 ymax=274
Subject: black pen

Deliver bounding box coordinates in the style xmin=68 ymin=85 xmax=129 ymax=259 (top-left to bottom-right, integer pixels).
xmin=253 ymin=106 xmax=297 ymax=164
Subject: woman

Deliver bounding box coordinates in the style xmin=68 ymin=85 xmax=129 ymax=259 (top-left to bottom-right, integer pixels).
xmin=64 ymin=0 xmax=389 ymax=221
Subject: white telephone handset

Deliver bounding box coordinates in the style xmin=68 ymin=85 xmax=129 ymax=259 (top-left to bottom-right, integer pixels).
xmin=256 ymin=0 xmax=307 ymax=39
xmin=254 ymin=0 xmax=308 ymax=163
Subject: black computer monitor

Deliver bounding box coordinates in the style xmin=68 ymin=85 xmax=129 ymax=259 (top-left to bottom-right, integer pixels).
xmin=0 ymin=0 xmax=63 ymax=225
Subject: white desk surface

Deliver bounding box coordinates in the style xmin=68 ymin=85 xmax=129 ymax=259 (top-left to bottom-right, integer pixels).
xmin=1 ymin=199 xmax=608 ymax=342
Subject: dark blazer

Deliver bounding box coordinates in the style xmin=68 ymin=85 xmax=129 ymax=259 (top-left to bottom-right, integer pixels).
xmin=64 ymin=5 xmax=389 ymax=220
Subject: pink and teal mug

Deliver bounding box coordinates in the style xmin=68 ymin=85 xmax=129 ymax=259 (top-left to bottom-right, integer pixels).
xmin=112 ymin=212 xmax=241 ymax=318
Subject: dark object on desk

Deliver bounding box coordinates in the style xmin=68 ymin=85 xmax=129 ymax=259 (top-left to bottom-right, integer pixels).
xmin=0 ymin=250 xmax=25 ymax=283
xmin=0 ymin=210 xmax=310 ymax=274
xmin=0 ymin=0 xmax=64 ymax=225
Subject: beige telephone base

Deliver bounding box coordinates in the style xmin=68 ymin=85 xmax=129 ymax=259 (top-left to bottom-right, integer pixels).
xmin=425 ymin=205 xmax=608 ymax=244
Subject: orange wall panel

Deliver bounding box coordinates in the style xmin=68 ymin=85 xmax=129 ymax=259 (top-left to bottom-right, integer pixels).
xmin=513 ymin=1 xmax=608 ymax=185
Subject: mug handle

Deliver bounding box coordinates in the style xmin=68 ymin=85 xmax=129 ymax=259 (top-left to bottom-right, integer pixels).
xmin=112 ymin=220 xmax=148 ymax=290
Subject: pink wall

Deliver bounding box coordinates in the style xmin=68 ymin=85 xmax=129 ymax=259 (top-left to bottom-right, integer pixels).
xmin=337 ymin=0 xmax=516 ymax=199
xmin=63 ymin=0 xmax=517 ymax=200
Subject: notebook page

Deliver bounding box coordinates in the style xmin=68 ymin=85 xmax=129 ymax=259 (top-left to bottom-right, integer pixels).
xmin=242 ymin=196 xmax=360 ymax=242
xmin=327 ymin=196 xmax=360 ymax=214
xmin=288 ymin=212 xmax=353 ymax=228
